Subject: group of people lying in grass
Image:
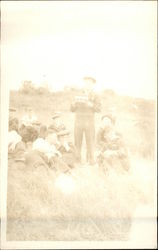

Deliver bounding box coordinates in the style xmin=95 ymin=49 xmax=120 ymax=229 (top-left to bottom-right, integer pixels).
xmin=8 ymin=107 xmax=130 ymax=174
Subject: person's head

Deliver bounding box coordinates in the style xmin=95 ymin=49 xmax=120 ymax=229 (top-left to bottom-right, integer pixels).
xmin=9 ymin=117 xmax=19 ymax=132
xmin=101 ymin=114 xmax=116 ymax=130
xmin=52 ymin=112 xmax=62 ymax=127
xmin=21 ymin=126 xmax=38 ymax=143
xmin=58 ymin=130 xmax=70 ymax=144
xmin=83 ymin=76 xmax=96 ymax=93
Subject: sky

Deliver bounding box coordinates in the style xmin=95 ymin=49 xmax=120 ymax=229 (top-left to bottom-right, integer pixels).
xmin=1 ymin=1 xmax=157 ymax=99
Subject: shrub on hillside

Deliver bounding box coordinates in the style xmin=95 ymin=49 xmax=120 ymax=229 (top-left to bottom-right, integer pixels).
xmin=19 ymin=81 xmax=50 ymax=95
xmin=19 ymin=81 xmax=35 ymax=94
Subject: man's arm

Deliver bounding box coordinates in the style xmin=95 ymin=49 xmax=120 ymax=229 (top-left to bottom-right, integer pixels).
xmin=93 ymin=94 xmax=101 ymax=112
xmin=88 ymin=94 xmax=101 ymax=112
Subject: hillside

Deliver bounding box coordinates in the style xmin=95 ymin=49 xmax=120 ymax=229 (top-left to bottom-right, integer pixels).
xmin=7 ymin=89 xmax=156 ymax=241
xmin=9 ymin=89 xmax=156 ymax=159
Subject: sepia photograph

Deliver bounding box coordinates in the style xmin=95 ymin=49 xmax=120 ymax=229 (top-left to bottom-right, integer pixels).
xmin=1 ymin=1 xmax=157 ymax=249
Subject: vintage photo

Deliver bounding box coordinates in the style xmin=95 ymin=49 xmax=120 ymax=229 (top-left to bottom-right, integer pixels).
xmin=1 ymin=1 xmax=157 ymax=249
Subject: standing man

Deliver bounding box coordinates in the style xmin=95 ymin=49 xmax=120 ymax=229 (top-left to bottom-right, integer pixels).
xmin=71 ymin=76 xmax=101 ymax=165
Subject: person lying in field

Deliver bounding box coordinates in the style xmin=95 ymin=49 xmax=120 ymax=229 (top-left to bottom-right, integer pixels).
xmin=57 ymin=129 xmax=78 ymax=169
xmin=48 ymin=112 xmax=66 ymax=134
xmin=8 ymin=117 xmax=40 ymax=162
xmin=25 ymin=126 xmax=70 ymax=173
xmin=8 ymin=110 xmax=27 ymax=163
xmin=96 ymin=113 xmax=130 ymax=173
xmin=8 ymin=117 xmax=22 ymax=157
xmin=46 ymin=112 xmax=69 ymax=151
xmin=46 ymin=126 xmax=73 ymax=172
xmin=18 ymin=124 xmax=39 ymax=150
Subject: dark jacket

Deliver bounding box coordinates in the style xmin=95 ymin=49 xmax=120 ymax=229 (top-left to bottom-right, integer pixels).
xmin=25 ymin=150 xmax=49 ymax=168
xmin=97 ymin=128 xmax=128 ymax=158
xmin=71 ymin=91 xmax=101 ymax=120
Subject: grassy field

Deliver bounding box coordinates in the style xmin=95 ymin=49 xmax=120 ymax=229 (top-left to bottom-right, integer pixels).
xmin=7 ymin=89 xmax=156 ymax=242
xmin=9 ymin=89 xmax=156 ymax=158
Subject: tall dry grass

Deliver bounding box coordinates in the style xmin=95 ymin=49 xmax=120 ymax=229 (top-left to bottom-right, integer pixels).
xmin=7 ymin=158 xmax=154 ymax=241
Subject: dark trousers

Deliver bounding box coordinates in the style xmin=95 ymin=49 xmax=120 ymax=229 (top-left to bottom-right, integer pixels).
xmin=74 ymin=117 xmax=95 ymax=163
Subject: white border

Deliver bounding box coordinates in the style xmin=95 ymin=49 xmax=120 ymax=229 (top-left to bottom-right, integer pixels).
xmin=1 ymin=1 xmax=157 ymax=249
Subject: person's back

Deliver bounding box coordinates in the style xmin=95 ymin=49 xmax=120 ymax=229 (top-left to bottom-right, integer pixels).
xmin=19 ymin=125 xmax=38 ymax=144
xmin=28 ymin=128 xmax=70 ymax=173
xmin=25 ymin=136 xmax=56 ymax=169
